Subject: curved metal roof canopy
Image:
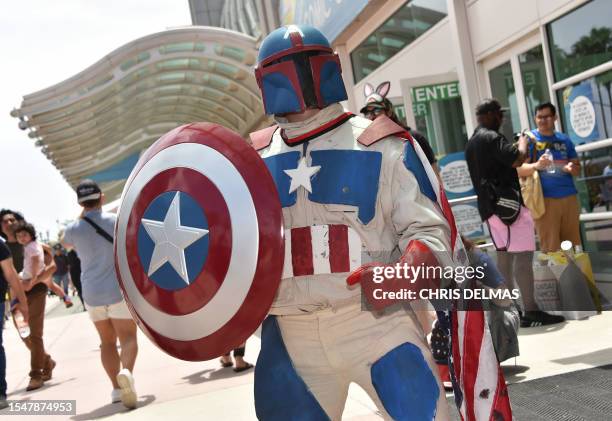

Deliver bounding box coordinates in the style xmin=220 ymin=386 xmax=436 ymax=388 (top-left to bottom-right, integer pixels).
xmin=11 ymin=27 xmax=268 ymax=202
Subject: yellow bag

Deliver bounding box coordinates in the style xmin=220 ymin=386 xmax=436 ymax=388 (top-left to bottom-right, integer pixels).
xmin=520 ymin=169 xmax=545 ymax=219
xmin=520 ymin=135 xmax=545 ymax=219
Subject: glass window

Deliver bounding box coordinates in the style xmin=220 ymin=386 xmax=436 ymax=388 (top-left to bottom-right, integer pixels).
xmin=488 ymin=61 xmax=521 ymax=141
xmin=576 ymin=146 xmax=612 ymax=253
xmin=350 ymin=0 xmax=447 ymax=82
xmin=547 ymin=0 xmax=612 ymax=82
xmin=519 ymin=45 xmax=551 ymax=127
xmin=556 ymin=69 xmax=612 ymax=144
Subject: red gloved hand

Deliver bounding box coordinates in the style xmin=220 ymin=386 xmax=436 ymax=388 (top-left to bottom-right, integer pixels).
xmin=346 ymin=240 xmax=441 ymax=311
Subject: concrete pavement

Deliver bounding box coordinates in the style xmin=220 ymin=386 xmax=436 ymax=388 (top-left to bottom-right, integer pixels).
xmin=2 ymin=296 xmax=611 ymax=420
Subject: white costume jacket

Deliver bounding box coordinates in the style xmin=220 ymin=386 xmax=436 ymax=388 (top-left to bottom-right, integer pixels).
xmin=251 ymin=104 xmax=454 ymax=315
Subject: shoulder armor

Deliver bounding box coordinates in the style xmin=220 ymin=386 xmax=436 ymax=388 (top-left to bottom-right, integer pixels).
xmin=249 ymin=125 xmax=278 ymax=151
xmin=357 ymin=115 xmax=411 ymax=146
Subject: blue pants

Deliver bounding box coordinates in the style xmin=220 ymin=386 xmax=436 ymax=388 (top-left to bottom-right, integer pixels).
xmin=0 ymin=300 xmax=6 ymax=397
xmin=255 ymin=304 xmax=446 ymax=420
xmin=53 ymin=273 xmax=70 ymax=295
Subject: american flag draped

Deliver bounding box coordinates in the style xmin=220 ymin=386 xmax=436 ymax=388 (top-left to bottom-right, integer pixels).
xmin=403 ymin=132 xmax=513 ymax=421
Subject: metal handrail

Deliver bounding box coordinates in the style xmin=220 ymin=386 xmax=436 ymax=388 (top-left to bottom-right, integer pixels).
xmin=577 ymin=173 xmax=612 ymax=183
xmin=550 ymin=61 xmax=612 ymax=91
xmin=580 ymin=211 xmax=612 ymax=222
xmin=448 ymin=196 xmax=611 ymax=222
xmin=575 ymin=138 xmax=612 ymax=153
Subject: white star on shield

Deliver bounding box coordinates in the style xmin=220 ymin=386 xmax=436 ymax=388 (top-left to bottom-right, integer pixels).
xmin=141 ymin=192 xmax=209 ymax=285
xmin=284 ymin=157 xmax=321 ymax=194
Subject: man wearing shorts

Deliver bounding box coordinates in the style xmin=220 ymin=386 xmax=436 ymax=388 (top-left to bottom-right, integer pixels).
xmin=63 ymin=180 xmax=138 ymax=408
xmin=466 ymin=99 xmax=564 ymax=328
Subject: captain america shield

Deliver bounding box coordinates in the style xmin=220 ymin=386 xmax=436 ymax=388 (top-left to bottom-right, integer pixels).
xmin=114 ymin=123 xmax=284 ymax=361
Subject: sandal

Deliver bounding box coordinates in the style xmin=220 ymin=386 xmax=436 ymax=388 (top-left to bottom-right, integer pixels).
xmin=219 ymin=358 xmax=233 ymax=368
xmin=233 ymin=363 xmax=254 ymax=373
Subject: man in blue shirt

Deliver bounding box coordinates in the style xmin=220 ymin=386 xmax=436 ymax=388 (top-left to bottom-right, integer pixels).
xmin=63 ymin=180 xmax=138 ymax=409
xmin=518 ymin=102 xmax=582 ymax=252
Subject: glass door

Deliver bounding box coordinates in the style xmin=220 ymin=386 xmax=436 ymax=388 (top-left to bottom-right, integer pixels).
xmin=410 ymin=81 xmax=467 ymax=155
xmin=519 ymin=45 xmax=551 ymax=128
xmin=488 ymin=61 xmax=521 ymax=141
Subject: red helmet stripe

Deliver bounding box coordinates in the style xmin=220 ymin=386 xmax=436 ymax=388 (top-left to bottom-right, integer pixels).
xmin=289 ymin=31 xmax=303 ymax=47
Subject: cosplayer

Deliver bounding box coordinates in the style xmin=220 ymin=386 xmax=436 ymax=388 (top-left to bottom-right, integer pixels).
xmin=250 ymin=25 xmax=455 ymax=421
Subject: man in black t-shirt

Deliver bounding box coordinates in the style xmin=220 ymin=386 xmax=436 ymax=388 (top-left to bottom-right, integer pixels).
xmin=0 ymin=239 xmax=29 ymax=407
xmin=66 ymin=249 xmax=85 ymax=309
xmin=465 ymin=99 xmax=564 ymax=328
xmin=1 ymin=210 xmax=25 ymax=272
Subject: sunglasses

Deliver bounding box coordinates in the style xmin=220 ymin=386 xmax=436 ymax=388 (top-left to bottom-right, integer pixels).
xmin=364 ymin=108 xmax=385 ymax=117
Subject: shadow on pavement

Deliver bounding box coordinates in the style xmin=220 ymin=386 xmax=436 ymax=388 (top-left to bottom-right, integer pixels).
xmin=502 ymin=365 xmax=530 ymax=383
xmin=552 ymin=347 xmax=612 ymax=365
xmin=70 ymin=394 xmax=156 ymax=420
xmin=182 ymin=367 xmax=254 ymax=385
xmin=11 ymin=377 xmax=77 ymax=395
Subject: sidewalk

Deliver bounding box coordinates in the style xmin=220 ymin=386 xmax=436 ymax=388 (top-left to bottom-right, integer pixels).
xmin=2 ymin=296 xmax=611 ymax=420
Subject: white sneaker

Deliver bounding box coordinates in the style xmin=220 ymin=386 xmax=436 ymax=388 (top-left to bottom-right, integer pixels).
xmin=111 ymin=389 xmax=122 ymax=403
xmin=116 ymin=369 xmax=137 ymax=409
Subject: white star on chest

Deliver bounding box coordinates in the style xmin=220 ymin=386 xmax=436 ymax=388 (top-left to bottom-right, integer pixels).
xmin=284 ymin=157 xmax=321 ymax=194
xmin=141 ymin=192 xmax=208 ymax=285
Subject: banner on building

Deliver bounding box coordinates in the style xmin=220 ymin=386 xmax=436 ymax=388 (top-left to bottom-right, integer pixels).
xmin=438 ymin=151 xmax=475 ymax=200
xmin=561 ymin=79 xmax=601 ymax=144
xmin=438 ymin=151 xmax=484 ymax=238
xmin=278 ymin=0 xmax=369 ymax=43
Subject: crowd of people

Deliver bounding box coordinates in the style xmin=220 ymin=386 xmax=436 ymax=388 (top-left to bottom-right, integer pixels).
xmin=0 ymin=180 xmax=139 ymax=409
xmin=465 ymin=99 xmax=581 ymax=327
xmin=361 ymin=88 xmax=581 ymax=328
xmin=0 ymin=177 xmax=257 ymax=411
xmin=359 ymin=87 xmax=584 ymax=389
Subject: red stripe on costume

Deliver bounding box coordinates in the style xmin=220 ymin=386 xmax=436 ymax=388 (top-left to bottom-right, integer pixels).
xmin=291 ymin=227 xmax=313 ymax=276
xmin=451 ymin=310 xmax=464 ymax=420
xmin=492 ymin=365 xmax=513 ymax=420
xmin=463 ymin=311 xmax=484 ymax=421
xmin=439 ymin=188 xmax=458 ymax=251
xmin=289 ymin=31 xmax=303 ymax=47
xmin=329 ymin=225 xmax=350 ymax=273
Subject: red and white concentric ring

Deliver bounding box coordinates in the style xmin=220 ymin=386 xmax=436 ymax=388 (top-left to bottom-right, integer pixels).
xmin=116 ymin=142 xmax=258 ymax=341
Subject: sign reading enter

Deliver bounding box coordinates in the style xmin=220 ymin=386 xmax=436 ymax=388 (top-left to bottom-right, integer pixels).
xmin=412 ymin=81 xmax=460 ymax=103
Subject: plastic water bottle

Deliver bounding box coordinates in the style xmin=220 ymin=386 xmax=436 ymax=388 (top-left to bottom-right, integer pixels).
xmin=543 ymin=148 xmax=555 ymax=173
xmin=14 ymin=309 xmax=30 ymax=338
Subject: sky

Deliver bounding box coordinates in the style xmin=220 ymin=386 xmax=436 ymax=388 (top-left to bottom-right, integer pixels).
xmin=0 ymin=0 xmax=191 ymax=241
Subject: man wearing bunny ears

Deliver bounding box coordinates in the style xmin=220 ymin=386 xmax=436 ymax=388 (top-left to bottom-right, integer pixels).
xmin=361 ymin=81 xmax=438 ymax=172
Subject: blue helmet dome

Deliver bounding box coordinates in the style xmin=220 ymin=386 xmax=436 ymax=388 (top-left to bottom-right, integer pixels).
xmin=254 ymin=25 xmax=348 ymax=115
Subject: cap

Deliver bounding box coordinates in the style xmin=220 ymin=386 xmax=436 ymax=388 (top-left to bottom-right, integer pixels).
xmin=360 ymin=97 xmax=392 ymax=114
xmin=475 ymin=98 xmax=508 ymax=115
xmin=76 ymin=179 xmax=102 ymax=204
xmin=360 ymin=102 xmax=385 ymax=114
